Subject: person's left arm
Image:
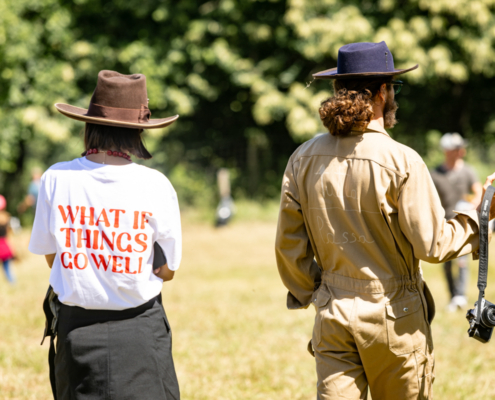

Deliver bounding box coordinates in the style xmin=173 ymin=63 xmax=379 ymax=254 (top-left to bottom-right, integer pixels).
xmin=398 ymin=160 xmax=493 ymax=263
xmin=153 ymin=263 xmax=175 ymax=281
xmin=154 ymin=182 xmax=182 ymax=282
xmin=152 ymin=242 xmax=175 ymax=281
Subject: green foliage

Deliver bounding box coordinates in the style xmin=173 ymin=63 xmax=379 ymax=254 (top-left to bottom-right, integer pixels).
xmin=3 ymin=0 xmax=495 ymax=209
xmin=167 ymin=164 xmax=216 ymax=209
xmin=423 ymin=130 xmax=445 ymax=169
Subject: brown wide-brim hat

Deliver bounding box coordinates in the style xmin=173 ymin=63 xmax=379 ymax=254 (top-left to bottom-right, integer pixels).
xmin=313 ymin=41 xmax=418 ymax=80
xmin=55 ymin=70 xmax=179 ymax=129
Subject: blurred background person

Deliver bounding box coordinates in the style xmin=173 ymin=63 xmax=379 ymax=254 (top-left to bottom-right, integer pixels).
xmin=215 ymin=168 xmax=235 ymax=227
xmin=17 ymin=167 xmax=43 ymax=215
xmin=430 ymin=133 xmax=482 ymax=311
xmin=0 ymin=195 xmax=15 ymax=284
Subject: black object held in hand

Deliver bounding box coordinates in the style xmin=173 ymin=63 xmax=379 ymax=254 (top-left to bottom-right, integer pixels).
xmin=466 ymin=185 xmax=495 ymax=343
xmin=153 ymin=242 xmax=167 ymax=271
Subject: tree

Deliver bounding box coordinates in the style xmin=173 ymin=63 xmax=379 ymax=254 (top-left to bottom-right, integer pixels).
xmin=2 ymin=0 xmax=495 ymax=209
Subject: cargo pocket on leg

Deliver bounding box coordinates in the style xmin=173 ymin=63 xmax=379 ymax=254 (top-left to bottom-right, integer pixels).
xmin=386 ymin=294 xmax=426 ymax=356
xmin=313 ymin=287 xmax=331 ymax=347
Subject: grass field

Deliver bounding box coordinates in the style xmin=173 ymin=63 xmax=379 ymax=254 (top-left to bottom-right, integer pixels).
xmin=2 ymin=205 xmax=495 ymax=399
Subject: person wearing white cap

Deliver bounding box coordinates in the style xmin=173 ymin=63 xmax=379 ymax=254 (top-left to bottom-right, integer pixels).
xmin=430 ymin=133 xmax=482 ymax=311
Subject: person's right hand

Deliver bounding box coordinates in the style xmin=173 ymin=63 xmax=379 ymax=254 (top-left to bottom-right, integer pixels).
xmin=477 ymin=173 xmax=495 ymax=220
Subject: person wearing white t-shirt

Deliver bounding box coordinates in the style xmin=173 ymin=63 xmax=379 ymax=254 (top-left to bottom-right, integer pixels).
xmin=29 ymin=70 xmax=182 ymax=400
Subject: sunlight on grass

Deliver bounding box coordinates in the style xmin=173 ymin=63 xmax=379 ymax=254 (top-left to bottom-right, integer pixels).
xmin=2 ymin=211 xmax=495 ymax=399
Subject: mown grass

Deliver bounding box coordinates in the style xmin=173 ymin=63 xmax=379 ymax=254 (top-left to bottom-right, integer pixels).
xmin=1 ymin=205 xmax=495 ymax=399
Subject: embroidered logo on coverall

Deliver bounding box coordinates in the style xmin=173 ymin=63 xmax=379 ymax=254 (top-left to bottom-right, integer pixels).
xmin=313 ymin=162 xmax=376 ymax=245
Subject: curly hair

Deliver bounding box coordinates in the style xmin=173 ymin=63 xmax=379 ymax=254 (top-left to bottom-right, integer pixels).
xmin=319 ymin=78 xmax=393 ymax=136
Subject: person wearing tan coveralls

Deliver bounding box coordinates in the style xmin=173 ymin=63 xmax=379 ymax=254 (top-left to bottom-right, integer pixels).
xmin=275 ymin=42 xmax=495 ymax=400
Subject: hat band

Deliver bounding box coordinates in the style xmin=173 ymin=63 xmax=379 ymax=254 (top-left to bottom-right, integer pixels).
xmin=87 ymin=103 xmax=151 ymax=124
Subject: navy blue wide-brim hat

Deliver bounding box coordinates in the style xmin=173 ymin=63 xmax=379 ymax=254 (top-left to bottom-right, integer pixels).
xmin=313 ymin=41 xmax=418 ymax=80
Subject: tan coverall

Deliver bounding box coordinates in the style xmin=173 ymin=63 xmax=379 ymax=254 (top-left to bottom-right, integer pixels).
xmin=275 ymin=121 xmax=481 ymax=400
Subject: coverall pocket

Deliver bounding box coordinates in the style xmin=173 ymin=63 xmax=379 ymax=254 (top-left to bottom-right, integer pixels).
xmin=385 ymin=294 xmax=424 ymax=355
xmin=313 ymin=287 xmax=331 ymax=346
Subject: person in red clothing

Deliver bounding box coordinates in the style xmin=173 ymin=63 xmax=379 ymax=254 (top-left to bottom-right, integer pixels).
xmin=0 ymin=195 xmax=15 ymax=283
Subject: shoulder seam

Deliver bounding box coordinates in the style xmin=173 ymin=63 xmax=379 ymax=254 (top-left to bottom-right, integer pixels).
xmin=292 ymin=154 xmax=408 ymax=178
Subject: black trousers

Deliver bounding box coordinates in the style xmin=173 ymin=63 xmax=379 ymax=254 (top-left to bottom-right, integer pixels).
xmin=443 ymin=257 xmax=469 ymax=298
xmin=54 ymin=295 xmax=180 ymax=400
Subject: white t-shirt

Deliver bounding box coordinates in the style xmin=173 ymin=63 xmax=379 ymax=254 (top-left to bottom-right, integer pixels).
xmin=29 ymin=157 xmax=182 ymax=310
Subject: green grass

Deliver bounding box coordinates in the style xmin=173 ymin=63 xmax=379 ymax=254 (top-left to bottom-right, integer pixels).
xmin=179 ymin=198 xmax=280 ymax=225
xmin=1 ymin=211 xmax=495 ymax=399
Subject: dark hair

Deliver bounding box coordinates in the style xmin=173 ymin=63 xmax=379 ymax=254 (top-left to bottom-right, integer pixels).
xmin=319 ymin=77 xmax=393 ymax=136
xmin=82 ymin=123 xmax=152 ymax=159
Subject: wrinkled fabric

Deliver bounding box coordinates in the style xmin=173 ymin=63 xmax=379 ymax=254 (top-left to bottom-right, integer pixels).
xmin=275 ymin=121 xmax=481 ymax=310
xmin=275 ymin=120 xmax=483 ymax=400
xmin=55 ymin=295 xmax=180 ymax=400
xmin=313 ymin=273 xmax=434 ymax=400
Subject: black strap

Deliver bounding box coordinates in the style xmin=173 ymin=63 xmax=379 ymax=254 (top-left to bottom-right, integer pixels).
xmin=49 ymin=335 xmax=57 ymax=399
xmin=41 ymin=285 xmax=58 ymax=399
xmin=41 ymin=286 xmax=54 ymax=345
xmin=476 ymin=185 xmax=495 ymax=325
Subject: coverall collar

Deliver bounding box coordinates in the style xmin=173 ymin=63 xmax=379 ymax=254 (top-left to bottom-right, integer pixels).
xmin=351 ymin=119 xmax=390 ymax=137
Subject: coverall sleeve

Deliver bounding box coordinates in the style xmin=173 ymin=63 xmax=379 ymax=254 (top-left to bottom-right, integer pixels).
xmin=398 ymin=160 xmax=480 ymax=263
xmin=275 ymin=157 xmax=321 ymax=310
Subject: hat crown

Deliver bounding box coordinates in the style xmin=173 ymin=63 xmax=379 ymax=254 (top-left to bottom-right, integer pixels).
xmin=440 ymin=133 xmax=466 ymax=150
xmin=337 ymin=41 xmax=395 ymax=75
xmin=54 ymin=69 xmax=179 ymax=129
xmin=90 ymin=70 xmax=148 ymax=109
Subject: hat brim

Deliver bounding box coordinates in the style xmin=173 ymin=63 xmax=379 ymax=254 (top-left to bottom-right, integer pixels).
xmin=313 ymin=64 xmax=418 ymax=80
xmin=55 ymin=103 xmax=179 ymax=129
